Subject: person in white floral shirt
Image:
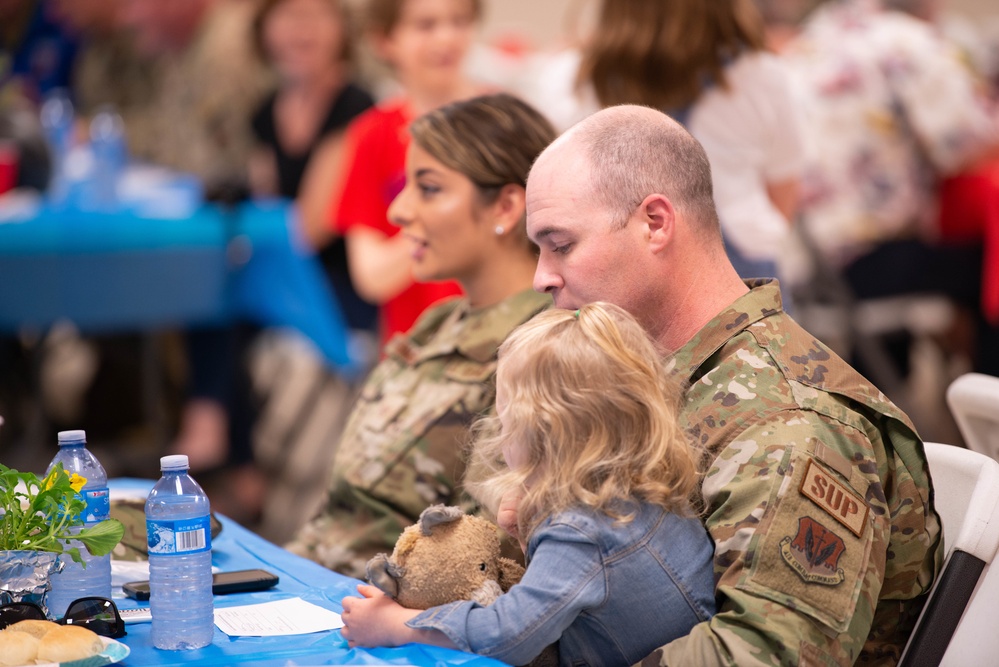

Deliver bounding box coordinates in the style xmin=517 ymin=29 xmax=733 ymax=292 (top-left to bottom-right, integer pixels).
xmin=765 ymin=0 xmax=999 ymax=377
xmin=777 ymin=0 xmax=999 ymax=266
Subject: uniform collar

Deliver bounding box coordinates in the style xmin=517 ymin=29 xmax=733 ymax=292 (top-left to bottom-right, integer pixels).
xmin=670 ymin=279 xmax=784 ymax=380
xmin=403 ymin=289 xmax=552 ymax=364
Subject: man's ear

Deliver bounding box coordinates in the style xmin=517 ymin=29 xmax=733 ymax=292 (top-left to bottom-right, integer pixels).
xmin=489 ymin=184 xmax=527 ymax=233
xmin=641 ymin=193 xmax=675 ymax=254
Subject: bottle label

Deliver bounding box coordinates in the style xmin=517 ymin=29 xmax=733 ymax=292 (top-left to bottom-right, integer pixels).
xmin=82 ymin=487 xmax=110 ymax=523
xmin=146 ymin=516 xmax=212 ymax=555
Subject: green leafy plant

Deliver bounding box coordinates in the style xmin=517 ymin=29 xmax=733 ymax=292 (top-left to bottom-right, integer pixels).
xmin=0 ymin=463 xmax=124 ymax=565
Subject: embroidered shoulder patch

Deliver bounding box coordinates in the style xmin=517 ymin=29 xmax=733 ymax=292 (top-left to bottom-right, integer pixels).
xmin=799 ymin=459 xmax=869 ymax=536
xmin=780 ymin=516 xmax=846 ymax=585
xmin=744 ymin=453 xmax=875 ymax=632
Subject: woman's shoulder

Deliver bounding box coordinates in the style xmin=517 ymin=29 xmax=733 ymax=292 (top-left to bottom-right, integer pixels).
xmin=321 ymin=83 xmax=376 ymax=135
xmin=691 ymin=51 xmax=800 ymax=145
xmin=515 ymin=49 xmax=595 ymax=133
xmin=453 ymin=290 xmax=552 ymax=360
xmin=401 ymin=290 xmax=551 ymax=363
xmin=344 ymin=96 xmax=410 ymax=143
xmin=250 ymin=90 xmax=280 ymax=142
xmin=402 ymin=296 xmax=466 ymax=342
xmin=722 ymin=51 xmax=795 ymax=94
xmin=481 ymin=289 xmax=552 ymax=325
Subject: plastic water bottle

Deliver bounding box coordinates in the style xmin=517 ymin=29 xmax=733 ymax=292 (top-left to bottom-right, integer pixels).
xmin=145 ymin=455 xmax=214 ymax=650
xmin=87 ymin=106 xmax=127 ymax=211
xmin=44 ymin=430 xmax=112 ymax=619
xmin=39 ymin=88 xmax=75 ymax=207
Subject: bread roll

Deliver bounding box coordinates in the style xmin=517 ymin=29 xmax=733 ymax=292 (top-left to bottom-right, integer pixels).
xmin=36 ymin=624 xmax=104 ymax=662
xmin=6 ymin=618 xmax=59 ymax=638
xmin=0 ymin=630 xmax=39 ymax=666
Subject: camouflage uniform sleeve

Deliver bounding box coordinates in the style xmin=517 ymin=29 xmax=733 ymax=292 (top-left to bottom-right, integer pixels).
xmin=643 ymin=413 xmax=896 ymax=666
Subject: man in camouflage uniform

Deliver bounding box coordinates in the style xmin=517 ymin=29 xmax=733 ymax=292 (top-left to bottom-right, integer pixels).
xmin=287 ymin=288 xmax=550 ymax=579
xmin=119 ymin=0 xmax=272 ymax=190
xmin=525 ymin=105 xmax=942 ymax=666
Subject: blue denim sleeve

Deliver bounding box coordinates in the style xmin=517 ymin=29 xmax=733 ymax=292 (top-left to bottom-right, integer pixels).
xmin=406 ymin=520 xmax=605 ymax=665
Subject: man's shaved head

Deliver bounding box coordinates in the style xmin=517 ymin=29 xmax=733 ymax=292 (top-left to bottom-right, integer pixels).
xmin=533 ymin=105 xmax=719 ymax=234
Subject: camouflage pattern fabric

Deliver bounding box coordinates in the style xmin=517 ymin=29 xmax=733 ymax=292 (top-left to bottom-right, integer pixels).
xmin=641 ymin=279 xmax=942 ymax=667
xmin=130 ymin=0 xmax=273 ymax=190
xmin=72 ymin=33 xmax=162 ymax=161
xmin=109 ymin=499 xmax=222 ymax=562
xmin=287 ymin=289 xmax=551 ymax=579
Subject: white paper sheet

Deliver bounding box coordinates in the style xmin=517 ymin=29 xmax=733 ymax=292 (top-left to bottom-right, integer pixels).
xmin=214 ymin=597 xmax=344 ymax=637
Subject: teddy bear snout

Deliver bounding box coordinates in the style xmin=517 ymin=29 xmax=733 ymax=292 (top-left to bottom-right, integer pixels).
xmin=469 ymin=578 xmax=504 ymax=606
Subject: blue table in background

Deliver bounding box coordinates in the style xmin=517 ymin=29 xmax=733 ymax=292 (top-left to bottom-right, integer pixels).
xmin=0 ymin=199 xmax=355 ymax=373
xmin=111 ymin=480 xmax=507 ymax=667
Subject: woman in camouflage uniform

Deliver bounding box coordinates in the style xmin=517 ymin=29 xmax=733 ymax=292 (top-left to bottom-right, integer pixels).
xmin=287 ymin=93 xmax=556 ymax=577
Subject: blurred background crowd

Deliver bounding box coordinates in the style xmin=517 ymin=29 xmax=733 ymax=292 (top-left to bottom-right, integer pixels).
xmin=1 ymin=0 xmax=998 ymax=544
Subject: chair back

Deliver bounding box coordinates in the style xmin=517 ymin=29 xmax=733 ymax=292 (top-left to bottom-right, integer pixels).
xmin=898 ymin=442 xmax=999 ymax=667
xmin=946 ymin=373 xmax=999 ymax=463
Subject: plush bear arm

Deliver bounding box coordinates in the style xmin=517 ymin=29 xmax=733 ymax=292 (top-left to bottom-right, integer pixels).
xmin=366 ymin=553 xmax=401 ymax=599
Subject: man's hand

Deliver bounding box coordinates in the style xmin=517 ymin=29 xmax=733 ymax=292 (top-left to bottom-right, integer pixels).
xmin=340 ymin=584 xmax=420 ymax=648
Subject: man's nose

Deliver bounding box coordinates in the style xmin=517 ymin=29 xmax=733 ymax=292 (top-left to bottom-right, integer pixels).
xmin=533 ymin=255 xmax=563 ymax=294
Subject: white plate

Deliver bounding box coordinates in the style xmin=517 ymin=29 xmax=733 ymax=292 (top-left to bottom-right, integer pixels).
xmin=29 ymin=636 xmax=130 ymax=667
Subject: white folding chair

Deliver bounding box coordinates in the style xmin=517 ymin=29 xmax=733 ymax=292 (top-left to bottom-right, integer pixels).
xmin=898 ymin=442 xmax=999 ymax=667
xmin=946 ymin=373 xmax=999 ymax=463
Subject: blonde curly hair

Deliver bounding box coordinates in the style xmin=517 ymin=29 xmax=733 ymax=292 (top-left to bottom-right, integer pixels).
xmin=467 ymin=302 xmax=697 ymax=540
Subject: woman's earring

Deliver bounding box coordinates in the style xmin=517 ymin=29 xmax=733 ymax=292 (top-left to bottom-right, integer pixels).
xmin=494 ymin=225 xmax=505 ymax=236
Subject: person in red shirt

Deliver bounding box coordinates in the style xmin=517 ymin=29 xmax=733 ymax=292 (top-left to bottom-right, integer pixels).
xmin=329 ymin=0 xmax=487 ymax=346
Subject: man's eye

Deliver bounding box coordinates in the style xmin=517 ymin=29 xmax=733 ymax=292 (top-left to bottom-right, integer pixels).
xmin=553 ymin=243 xmax=572 ymax=255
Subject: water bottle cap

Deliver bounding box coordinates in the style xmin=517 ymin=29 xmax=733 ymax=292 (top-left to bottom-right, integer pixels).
xmin=57 ymin=430 xmax=87 ymax=445
xmin=160 ymin=455 xmax=190 ymax=471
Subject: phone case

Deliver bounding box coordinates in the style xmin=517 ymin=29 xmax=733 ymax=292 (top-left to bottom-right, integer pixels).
xmin=122 ymin=569 xmax=279 ymax=601
xmin=212 ymin=570 xmax=280 ymax=595
xmin=122 ymin=581 xmax=150 ymax=601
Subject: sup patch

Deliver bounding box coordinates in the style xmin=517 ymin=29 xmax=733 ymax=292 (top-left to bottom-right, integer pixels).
xmin=799 ymin=459 xmax=868 ymax=536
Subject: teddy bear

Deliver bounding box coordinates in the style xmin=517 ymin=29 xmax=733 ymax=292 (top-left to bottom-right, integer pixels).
xmin=366 ymin=504 xmax=558 ymax=667
xmin=366 ymin=504 xmax=524 ymax=609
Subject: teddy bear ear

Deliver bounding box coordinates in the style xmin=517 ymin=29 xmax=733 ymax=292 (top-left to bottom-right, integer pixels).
xmin=366 ymin=553 xmax=401 ymax=598
xmin=418 ymin=505 xmax=465 ymax=536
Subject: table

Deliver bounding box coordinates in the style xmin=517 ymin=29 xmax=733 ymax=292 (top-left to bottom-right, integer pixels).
xmin=0 ymin=197 xmax=356 ymax=373
xmin=110 ymin=480 xmax=507 ymax=667
xmin=0 ymin=197 xmax=360 ymax=450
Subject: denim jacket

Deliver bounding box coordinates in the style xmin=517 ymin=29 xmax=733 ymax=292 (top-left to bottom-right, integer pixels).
xmin=407 ymin=501 xmax=716 ymax=667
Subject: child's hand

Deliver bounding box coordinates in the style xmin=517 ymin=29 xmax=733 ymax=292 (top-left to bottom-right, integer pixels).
xmin=341 ymin=584 xmax=420 ymax=648
xmin=497 ymin=486 xmax=526 ymax=553
xmin=340 ymin=584 xmax=457 ymax=652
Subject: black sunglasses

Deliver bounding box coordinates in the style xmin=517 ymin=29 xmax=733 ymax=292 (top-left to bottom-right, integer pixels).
xmin=0 ymin=597 xmax=126 ymax=639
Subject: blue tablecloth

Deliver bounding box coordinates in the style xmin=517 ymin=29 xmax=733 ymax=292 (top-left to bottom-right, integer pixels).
xmin=0 ymin=200 xmax=356 ymax=373
xmin=111 ymin=479 xmax=507 ymax=667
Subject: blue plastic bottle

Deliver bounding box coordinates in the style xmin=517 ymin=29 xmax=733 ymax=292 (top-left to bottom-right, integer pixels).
xmin=38 ymin=88 xmax=75 ymax=207
xmin=87 ymin=106 xmax=126 ymax=211
xmin=145 ymin=455 xmax=214 ymax=650
xmin=44 ymin=430 xmax=112 ymax=619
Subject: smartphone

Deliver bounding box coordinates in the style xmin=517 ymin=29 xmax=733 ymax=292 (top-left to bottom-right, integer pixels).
xmin=123 ymin=569 xmax=280 ymax=601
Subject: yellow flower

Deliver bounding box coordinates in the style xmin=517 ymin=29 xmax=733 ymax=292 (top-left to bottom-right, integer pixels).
xmin=41 ymin=469 xmax=58 ymax=491
xmin=69 ymin=473 xmax=87 ymax=493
